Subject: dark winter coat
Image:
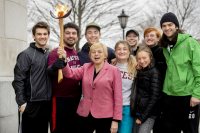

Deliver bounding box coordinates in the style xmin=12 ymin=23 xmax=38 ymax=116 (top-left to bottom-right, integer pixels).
xmin=12 ymin=42 xmax=52 ymax=106
xmin=150 ymin=45 xmax=167 ymax=86
xmin=78 ymin=42 xmax=116 ymax=65
xmin=131 ymin=65 xmax=161 ymax=123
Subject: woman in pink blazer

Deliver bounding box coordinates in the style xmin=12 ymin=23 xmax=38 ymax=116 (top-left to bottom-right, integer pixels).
xmin=58 ymin=43 xmax=122 ymax=133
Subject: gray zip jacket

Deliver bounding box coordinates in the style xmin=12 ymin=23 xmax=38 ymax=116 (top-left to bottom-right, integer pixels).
xmin=12 ymin=42 xmax=52 ymax=106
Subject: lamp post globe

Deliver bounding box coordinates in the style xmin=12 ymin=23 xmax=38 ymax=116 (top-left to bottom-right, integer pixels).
xmin=118 ymin=9 xmax=129 ymax=40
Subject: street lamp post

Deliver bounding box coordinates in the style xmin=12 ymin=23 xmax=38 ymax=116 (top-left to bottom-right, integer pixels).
xmin=118 ymin=9 xmax=129 ymax=40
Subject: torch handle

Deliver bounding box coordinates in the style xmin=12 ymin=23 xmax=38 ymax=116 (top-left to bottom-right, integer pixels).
xmin=58 ymin=55 xmax=63 ymax=83
xmin=58 ymin=18 xmax=64 ymax=83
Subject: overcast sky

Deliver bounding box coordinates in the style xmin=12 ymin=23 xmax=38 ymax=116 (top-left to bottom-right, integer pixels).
xmin=27 ymin=0 xmax=200 ymax=49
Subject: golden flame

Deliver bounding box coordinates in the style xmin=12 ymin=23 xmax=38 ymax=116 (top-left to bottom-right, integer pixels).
xmin=55 ymin=4 xmax=69 ymax=17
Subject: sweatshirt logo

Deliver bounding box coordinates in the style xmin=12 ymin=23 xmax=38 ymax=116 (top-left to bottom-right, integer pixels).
xmin=120 ymin=71 xmax=134 ymax=80
xmin=67 ymin=55 xmax=79 ymax=62
xmin=67 ymin=55 xmax=80 ymax=68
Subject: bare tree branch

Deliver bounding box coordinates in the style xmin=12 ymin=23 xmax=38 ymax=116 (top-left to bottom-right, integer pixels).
xmin=28 ymin=0 xmax=200 ymax=49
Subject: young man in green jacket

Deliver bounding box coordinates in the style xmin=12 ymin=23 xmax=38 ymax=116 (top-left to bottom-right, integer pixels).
xmin=159 ymin=12 xmax=200 ymax=133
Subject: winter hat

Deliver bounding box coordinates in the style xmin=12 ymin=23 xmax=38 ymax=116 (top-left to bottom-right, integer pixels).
xmin=86 ymin=22 xmax=101 ymax=32
xmin=160 ymin=12 xmax=179 ymax=28
xmin=126 ymin=29 xmax=139 ymax=37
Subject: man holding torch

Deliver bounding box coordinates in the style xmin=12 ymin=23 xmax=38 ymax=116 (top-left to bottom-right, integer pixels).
xmin=48 ymin=3 xmax=81 ymax=133
xmin=48 ymin=22 xmax=81 ymax=133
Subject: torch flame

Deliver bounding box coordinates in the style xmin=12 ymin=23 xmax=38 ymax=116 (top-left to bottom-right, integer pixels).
xmin=55 ymin=4 xmax=69 ymax=17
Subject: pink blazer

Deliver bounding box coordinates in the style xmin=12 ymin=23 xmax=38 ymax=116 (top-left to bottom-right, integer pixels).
xmin=62 ymin=62 xmax=122 ymax=120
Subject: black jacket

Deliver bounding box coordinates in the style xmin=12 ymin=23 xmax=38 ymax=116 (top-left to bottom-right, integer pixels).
xmin=150 ymin=45 xmax=167 ymax=86
xmin=131 ymin=65 xmax=161 ymax=123
xmin=12 ymin=42 xmax=52 ymax=106
xmin=78 ymin=42 xmax=115 ymax=65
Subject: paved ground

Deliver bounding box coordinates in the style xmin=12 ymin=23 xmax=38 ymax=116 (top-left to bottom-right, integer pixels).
xmin=48 ymin=124 xmax=200 ymax=133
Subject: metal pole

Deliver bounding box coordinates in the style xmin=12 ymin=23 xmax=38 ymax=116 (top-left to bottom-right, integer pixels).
xmin=123 ymin=28 xmax=125 ymax=40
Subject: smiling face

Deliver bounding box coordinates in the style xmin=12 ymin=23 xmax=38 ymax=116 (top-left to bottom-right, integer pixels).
xmin=161 ymin=22 xmax=178 ymax=40
xmin=85 ymin=27 xmax=101 ymax=45
xmin=126 ymin=32 xmax=139 ymax=47
xmin=115 ymin=42 xmax=130 ymax=63
xmin=136 ymin=46 xmax=153 ymax=69
xmin=33 ymin=28 xmax=49 ymax=48
xmin=136 ymin=51 xmax=151 ymax=68
xmin=64 ymin=27 xmax=78 ymax=48
xmin=144 ymin=31 xmax=160 ymax=47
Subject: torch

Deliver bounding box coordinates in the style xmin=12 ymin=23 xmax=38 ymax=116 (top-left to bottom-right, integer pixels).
xmin=50 ymin=4 xmax=72 ymax=83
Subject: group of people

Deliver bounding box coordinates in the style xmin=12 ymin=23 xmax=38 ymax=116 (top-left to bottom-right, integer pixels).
xmin=12 ymin=11 xmax=200 ymax=133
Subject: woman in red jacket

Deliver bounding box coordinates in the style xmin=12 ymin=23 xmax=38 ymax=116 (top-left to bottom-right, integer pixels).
xmin=56 ymin=43 xmax=122 ymax=133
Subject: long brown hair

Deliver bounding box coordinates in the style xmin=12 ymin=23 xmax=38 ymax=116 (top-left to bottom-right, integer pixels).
xmin=115 ymin=40 xmax=137 ymax=77
xmin=159 ymin=29 xmax=185 ymax=48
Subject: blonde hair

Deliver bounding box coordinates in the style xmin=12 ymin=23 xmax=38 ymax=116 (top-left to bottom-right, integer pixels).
xmin=136 ymin=45 xmax=154 ymax=67
xmin=114 ymin=40 xmax=137 ymax=76
xmin=89 ymin=42 xmax=108 ymax=60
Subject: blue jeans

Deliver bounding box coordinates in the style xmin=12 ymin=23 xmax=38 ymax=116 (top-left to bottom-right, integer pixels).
xmin=118 ymin=105 xmax=134 ymax=133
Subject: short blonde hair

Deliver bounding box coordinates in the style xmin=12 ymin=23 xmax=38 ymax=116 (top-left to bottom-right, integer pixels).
xmin=89 ymin=42 xmax=108 ymax=59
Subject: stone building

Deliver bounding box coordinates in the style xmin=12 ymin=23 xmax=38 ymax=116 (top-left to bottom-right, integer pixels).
xmin=0 ymin=0 xmax=27 ymax=133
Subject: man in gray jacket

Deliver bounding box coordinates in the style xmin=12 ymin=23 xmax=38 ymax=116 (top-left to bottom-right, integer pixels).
xmin=12 ymin=21 xmax=51 ymax=133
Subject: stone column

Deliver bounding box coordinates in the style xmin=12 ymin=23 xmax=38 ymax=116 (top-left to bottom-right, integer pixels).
xmin=0 ymin=0 xmax=27 ymax=133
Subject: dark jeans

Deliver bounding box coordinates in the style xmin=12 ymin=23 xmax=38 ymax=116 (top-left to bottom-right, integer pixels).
xmin=52 ymin=97 xmax=80 ymax=133
xmin=22 ymin=101 xmax=51 ymax=133
xmin=158 ymin=94 xmax=199 ymax=133
xmin=78 ymin=113 xmax=112 ymax=133
xmin=152 ymin=115 xmax=162 ymax=133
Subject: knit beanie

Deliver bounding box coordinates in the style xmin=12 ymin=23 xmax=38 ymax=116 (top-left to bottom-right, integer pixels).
xmin=160 ymin=12 xmax=179 ymax=28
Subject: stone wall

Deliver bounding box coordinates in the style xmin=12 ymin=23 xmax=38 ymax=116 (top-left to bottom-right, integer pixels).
xmin=0 ymin=0 xmax=27 ymax=133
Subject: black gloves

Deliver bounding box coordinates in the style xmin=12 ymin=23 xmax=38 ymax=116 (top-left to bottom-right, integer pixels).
xmin=47 ymin=58 xmax=67 ymax=77
xmin=52 ymin=58 xmax=67 ymax=70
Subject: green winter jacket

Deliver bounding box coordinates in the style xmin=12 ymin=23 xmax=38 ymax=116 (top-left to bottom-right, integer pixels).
xmin=163 ymin=33 xmax=200 ymax=98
